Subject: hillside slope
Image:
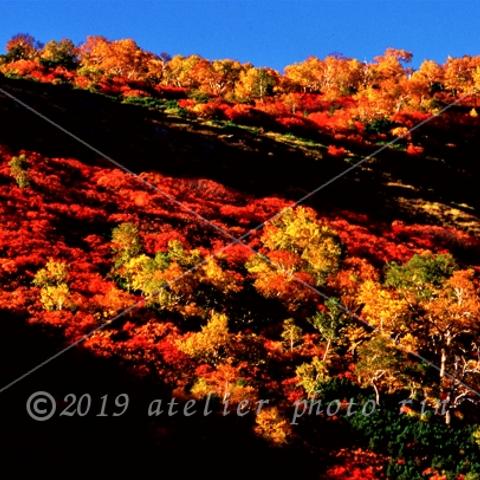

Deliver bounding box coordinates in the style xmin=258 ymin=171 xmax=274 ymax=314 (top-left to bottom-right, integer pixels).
xmin=0 ymin=76 xmax=480 ymax=478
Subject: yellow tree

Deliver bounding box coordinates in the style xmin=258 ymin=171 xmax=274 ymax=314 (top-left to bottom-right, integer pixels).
xmin=319 ymin=55 xmax=363 ymax=98
xmin=356 ymin=334 xmax=412 ymax=405
xmin=33 ymin=259 xmax=71 ymax=311
xmin=246 ymin=207 xmax=342 ymax=312
xmin=234 ymin=66 xmax=279 ymax=101
xmin=423 ymin=269 xmax=480 ymax=424
xmin=80 ymin=36 xmax=161 ymax=81
xmin=357 ymin=253 xmax=480 ymax=423
xmin=284 ymin=56 xmax=323 ymax=93
xmin=444 ymin=55 xmax=480 ymax=95
xmin=281 ymin=318 xmax=303 ymax=352
xmin=162 ymin=54 xmax=205 ymax=88
xmin=369 ymin=48 xmax=413 ymax=86
xmin=176 ymin=311 xmax=230 ymax=363
xmin=407 ymin=60 xmax=444 ymax=108
xmin=210 ymin=59 xmax=245 ymax=98
xmin=355 ymin=48 xmax=412 ymax=116
xmin=40 ymin=39 xmax=79 ymax=69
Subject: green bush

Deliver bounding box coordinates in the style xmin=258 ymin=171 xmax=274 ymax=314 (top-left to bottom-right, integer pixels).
xmin=349 ymin=407 xmax=480 ymax=478
xmin=384 ymin=252 xmax=457 ymax=291
xmin=365 ymin=117 xmax=395 ymax=134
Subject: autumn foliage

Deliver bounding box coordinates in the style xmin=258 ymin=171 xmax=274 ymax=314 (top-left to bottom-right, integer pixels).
xmin=1 ymin=34 xmax=480 ymax=478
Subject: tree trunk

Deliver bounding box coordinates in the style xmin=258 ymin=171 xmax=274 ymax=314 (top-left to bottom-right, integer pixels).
xmin=440 ymin=347 xmax=447 ymax=379
xmin=322 ymin=338 xmax=331 ymax=362
xmin=372 ymin=382 xmax=380 ymax=405
xmin=445 ymin=405 xmax=452 ymax=425
xmin=439 ymin=335 xmax=452 ymax=426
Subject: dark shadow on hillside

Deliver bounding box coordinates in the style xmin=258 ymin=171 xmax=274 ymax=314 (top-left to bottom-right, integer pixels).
xmin=0 ymin=309 xmax=326 ymax=477
xmin=0 ymin=76 xmax=478 ymax=226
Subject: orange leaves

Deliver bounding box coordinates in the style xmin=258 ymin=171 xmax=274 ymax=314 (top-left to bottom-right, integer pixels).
xmin=284 ymin=55 xmax=363 ymax=98
xmin=357 ymin=280 xmax=411 ymax=332
xmin=5 ymin=33 xmax=39 ymax=61
xmin=92 ymin=285 xmax=134 ymax=319
xmin=2 ymin=32 xmax=480 ymax=145
xmin=424 ymin=269 xmax=480 ymax=334
xmin=254 ymin=406 xmax=292 ymax=445
xmin=245 ymin=207 xmax=343 ymax=311
xmin=0 ymin=59 xmax=43 ymax=77
xmin=406 ymin=143 xmax=424 ymax=156
xmin=246 ymin=250 xmax=316 ymax=310
xmin=328 ymin=256 xmax=379 ymax=306
xmin=327 ymin=145 xmax=347 ymax=157
xmin=80 ymin=36 xmax=160 ymax=81
xmin=325 ymin=448 xmax=386 ymax=480
xmin=191 ymin=362 xmax=256 ymax=403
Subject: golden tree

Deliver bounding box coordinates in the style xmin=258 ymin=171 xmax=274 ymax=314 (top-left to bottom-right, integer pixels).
xmin=176 ymin=311 xmax=230 ymax=362
xmin=33 ymin=259 xmax=71 ymax=311
xmin=80 ymin=36 xmax=161 ymax=81
xmin=246 ymin=207 xmax=341 ymax=311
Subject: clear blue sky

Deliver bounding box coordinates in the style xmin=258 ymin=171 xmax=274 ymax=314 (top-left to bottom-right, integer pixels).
xmin=1 ymin=0 xmax=479 ymax=70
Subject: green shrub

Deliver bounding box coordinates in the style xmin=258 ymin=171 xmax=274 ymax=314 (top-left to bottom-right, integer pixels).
xmin=384 ymin=252 xmax=457 ymax=292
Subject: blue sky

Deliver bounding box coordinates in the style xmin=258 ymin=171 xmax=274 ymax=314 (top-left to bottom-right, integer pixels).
xmin=1 ymin=0 xmax=479 ymax=70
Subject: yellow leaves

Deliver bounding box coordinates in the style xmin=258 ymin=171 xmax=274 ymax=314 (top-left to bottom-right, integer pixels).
xmin=357 ymin=280 xmax=410 ymax=332
xmin=355 ymin=260 xmax=480 ymax=410
xmin=355 ymin=334 xmax=406 ymax=395
xmin=94 ymin=286 xmax=132 ymax=319
xmin=390 ymin=126 xmax=410 ymax=139
xmin=473 ymin=427 xmax=480 ymax=447
xmin=162 ymin=54 xmax=204 ymax=88
xmin=111 ymin=222 xmax=142 ymax=267
xmin=33 ymin=258 xmax=68 ymax=287
xmin=176 ymin=311 xmax=230 ymax=361
xmin=113 ymin=233 xmax=242 ymax=315
xmin=245 ymin=207 xmax=341 ymax=312
xmin=9 ymin=154 xmax=30 ymax=188
xmin=397 ymin=332 xmax=420 ymax=353
xmin=34 ymin=259 xmax=71 ymax=311
xmin=120 ymin=254 xmax=152 ymax=293
xmin=302 ymin=235 xmax=342 ymax=281
xmin=281 ymin=318 xmax=303 ymax=352
xmin=80 ymin=36 xmax=160 ymax=81
xmin=296 ymin=356 xmax=329 ymax=398
xmin=412 ymin=59 xmax=443 ymax=86
xmin=284 ymin=55 xmax=363 ymax=97
xmin=259 ymin=206 xmax=342 ymax=284
xmin=254 ymin=406 xmax=292 ymax=445
xmin=284 ymin=56 xmax=323 ymax=93
xmin=263 ymin=207 xmax=318 ymax=251
xmin=40 ymin=39 xmax=78 ymax=69
xmin=202 ymin=257 xmax=241 ymax=293
xmin=234 ymin=66 xmax=279 ymax=101
xmin=39 ymin=283 xmax=70 ymax=311
xmin=424 ymin=269 xmax=480 ymax=334
xmin=444 ymin=56 xmax=480 ymax=94
xmin=474 ymin=66 xmax=480 ymax=93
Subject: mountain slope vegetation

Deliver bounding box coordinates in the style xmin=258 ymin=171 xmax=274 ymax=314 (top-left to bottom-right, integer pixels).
xmin=1 ymin=35 xmax=480 ymax=478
